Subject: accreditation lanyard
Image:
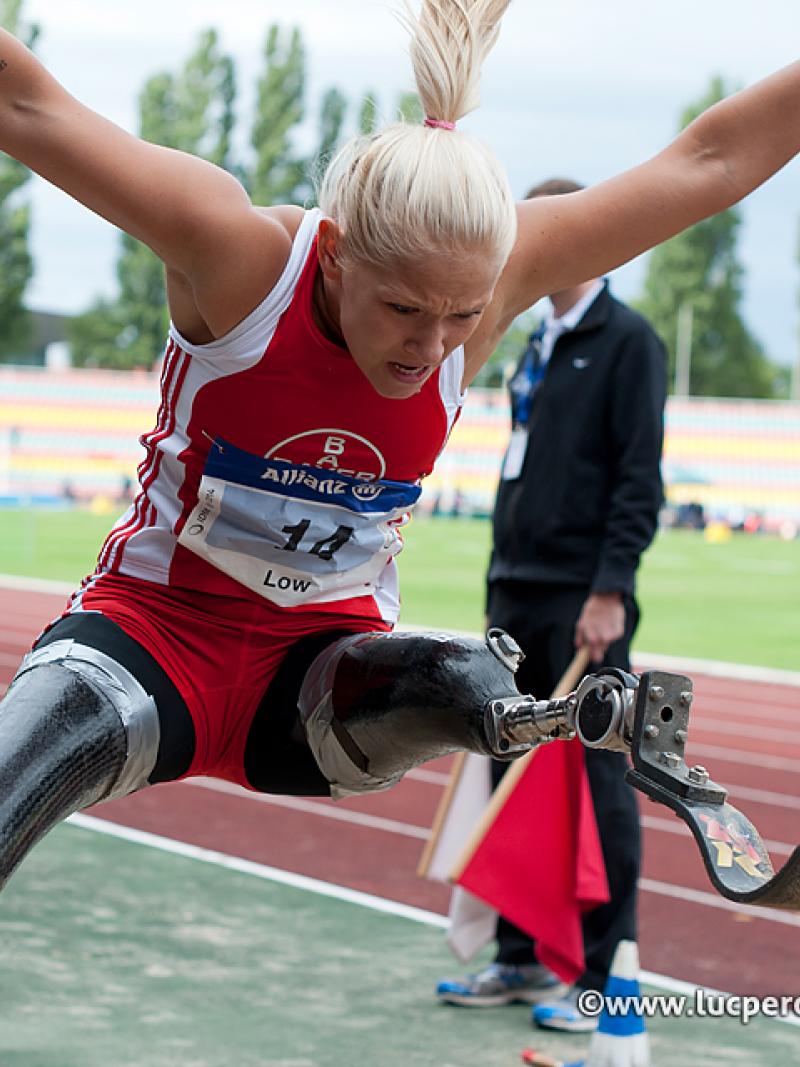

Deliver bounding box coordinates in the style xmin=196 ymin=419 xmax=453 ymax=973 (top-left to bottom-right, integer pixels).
xmin=502 ymin=324 xmax=547 ymax=480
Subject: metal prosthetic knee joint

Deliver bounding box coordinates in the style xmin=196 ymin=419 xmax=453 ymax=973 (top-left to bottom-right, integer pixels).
xmin=489 ymin=662 xmax=640 ymax=754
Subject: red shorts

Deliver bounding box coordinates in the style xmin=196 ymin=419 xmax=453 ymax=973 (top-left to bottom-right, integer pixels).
xmin=63 ymin=574 xmax=389 ymax=787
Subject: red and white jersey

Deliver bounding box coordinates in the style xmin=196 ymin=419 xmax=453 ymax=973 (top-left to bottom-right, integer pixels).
xmin=78 ymin=210 xmax=465 ymax=626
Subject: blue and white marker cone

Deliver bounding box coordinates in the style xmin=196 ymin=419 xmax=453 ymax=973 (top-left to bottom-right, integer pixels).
xmin=583 ymin=940 xmax=650 ymax=1067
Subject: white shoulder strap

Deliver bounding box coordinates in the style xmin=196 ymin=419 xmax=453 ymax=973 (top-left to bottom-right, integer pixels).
xmin=168 ymin=208 xmax=324 ymax=369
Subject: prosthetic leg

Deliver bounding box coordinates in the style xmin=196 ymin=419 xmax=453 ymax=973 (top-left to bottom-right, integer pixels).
xmin=0 ymin=640 xmax=160 ymax=891
xmin=3 ymin=626 xmax=796 ymax=913
xmin=298 ymin=628 xmax=526 ymax=798
xmin=299 ymin=627 xmax=800 ymax=910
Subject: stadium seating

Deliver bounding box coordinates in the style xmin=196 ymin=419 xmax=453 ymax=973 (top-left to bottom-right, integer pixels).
xmin=1 ymin=367 xmax=798 ymax=529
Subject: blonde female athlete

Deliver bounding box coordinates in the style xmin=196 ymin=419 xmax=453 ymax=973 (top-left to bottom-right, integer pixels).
xmin=0 ymin=1 xmax=798 ymax=891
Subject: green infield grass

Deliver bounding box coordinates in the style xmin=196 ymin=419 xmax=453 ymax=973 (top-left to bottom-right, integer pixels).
xmin=399 ymin=519 xmax=800 ymax=672
xmin=0 ymin=508 xmax=797 ymax=671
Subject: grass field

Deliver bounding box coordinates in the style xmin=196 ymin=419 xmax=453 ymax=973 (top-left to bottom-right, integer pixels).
xmin=0 ymin=507 xmax=798 ymax=671
xmin=397 ymin=517 xmax=800 ymax=672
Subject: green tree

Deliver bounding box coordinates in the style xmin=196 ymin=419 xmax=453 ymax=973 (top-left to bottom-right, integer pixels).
xmin=0 ymin=0 xmax=37 ymax=361
xmin=637 ymin=77 xmax=779 ymax=398
xmin=69 ymin=30 xmax=237 ymax=369
xmin=170 ymin=29 xmax=236 ymax=169
xmin=249 ymin=25 xmax=305 ymax=206
xmin=397 ymin=91 xmax=423 ymax=124
xmin=304 ymin=86 xmax=347 ymax=205
xmin=314 ymin=87 xmax=346 ymax=172
xmin=474 ymin=312 xmax=538 ymax=389
xmin=358 ymin=91 xmax=379 ymax=136
xmin=65 ymin=297 xmax=129 ymax=370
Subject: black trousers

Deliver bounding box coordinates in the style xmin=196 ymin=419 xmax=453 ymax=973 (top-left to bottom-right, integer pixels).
xmin=486 ymin=580 xmax=642 ymax=992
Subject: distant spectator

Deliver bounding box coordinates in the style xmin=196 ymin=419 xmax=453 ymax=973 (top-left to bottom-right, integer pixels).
xmin=437 ymin=176 xmax=667 ymax=1031
xmin=743 ymin=512 xmax=764 ymax=535
xmin=118 ymin=476 xmax=134 ymax=505
xmin=676 ymin=502 xmax=706 ymax=530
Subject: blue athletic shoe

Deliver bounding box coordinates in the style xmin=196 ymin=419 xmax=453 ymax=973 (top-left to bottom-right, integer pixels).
xmin=436 ymin=963 xmax=568 ymax=1007
xmin=532 ymin=987 xmax=598 ymax=1032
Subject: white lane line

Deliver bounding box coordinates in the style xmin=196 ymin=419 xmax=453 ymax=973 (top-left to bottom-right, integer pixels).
xmin=690 ymin=697 xmax=800 ymax=723
xmin=632 ymin=651 xmax=800 ymax=688
xmin=687 ymin=742 xmax=800 ymax=776
xmin=727 ymin=784 xmax=800 ymax=811
xmin=0 ymin=627 xmax=45 ymax=645
xmin=406 ymin=752 xmax=800 ymax=786
xmin=409 ymin=760 xmax=799 ymax=811
xmin=2 ymin=588 xmax=799 ymax=687
xmin=398 ymin=624 xmax=800 ymax=687
xmin=66 ymin=813 xmax=446 ymax=927
xmin=688 ymin=719 xmax=800 ymax=746
xmin=63 ymin=812 xmax=800 ymax=1028
xmin=183 ymin=778 xmax=799 ymax=858
xmin=638 ymin=877 xmax=800 ymax=928
xmin=406 ymin=767 xmax=451 ymax=786
xmin=695 ymin=708 xmax=800 ymax=728
xmin=0 ymin=573 xmax=75 ymax=596
xmin=184 ymin=778 xmax=431 ymax=839
xmin=688 ymin=688 xmax=800 ymax=711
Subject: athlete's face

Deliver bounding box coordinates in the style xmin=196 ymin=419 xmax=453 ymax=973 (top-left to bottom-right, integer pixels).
xmin=317 ymin=225 xmax=501 ymax=399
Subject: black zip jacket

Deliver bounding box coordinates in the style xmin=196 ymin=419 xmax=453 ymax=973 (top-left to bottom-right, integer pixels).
xmin=488 ymin=282 xmax=667 ymax=596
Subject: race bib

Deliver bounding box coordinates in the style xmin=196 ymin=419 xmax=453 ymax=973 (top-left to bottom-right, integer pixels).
xmin=178 ymin=438 xmax=421 ymax=607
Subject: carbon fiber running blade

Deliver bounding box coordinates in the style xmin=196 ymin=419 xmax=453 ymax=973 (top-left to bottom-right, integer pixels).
xmin=628 ymin=768 xmax=800 ymax=907
xmin=625 ymin=670 xmax=800 ymax=910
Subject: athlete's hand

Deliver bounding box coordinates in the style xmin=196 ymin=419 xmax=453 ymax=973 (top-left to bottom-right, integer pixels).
xmin=574 ymin=592 xmax=625 ymax=664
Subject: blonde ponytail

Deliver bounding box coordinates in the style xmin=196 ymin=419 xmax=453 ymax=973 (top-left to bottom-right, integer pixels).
xmin=404 ymin=0 xmax=512 ymax=125
xmin=318 ymin=0 xmax=517 ymax=271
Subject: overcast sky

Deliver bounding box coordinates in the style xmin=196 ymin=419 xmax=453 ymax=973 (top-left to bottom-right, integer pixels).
xmin=17 ymin=0 xmax=800 ymax=367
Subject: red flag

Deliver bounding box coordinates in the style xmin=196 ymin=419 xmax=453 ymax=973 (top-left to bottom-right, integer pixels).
xmin=455 ymin=738 xmax=609 ymax=984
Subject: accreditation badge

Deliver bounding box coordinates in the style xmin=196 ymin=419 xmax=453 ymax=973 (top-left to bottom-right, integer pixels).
xmin=501 ymin=426 xmax=529 ymax=481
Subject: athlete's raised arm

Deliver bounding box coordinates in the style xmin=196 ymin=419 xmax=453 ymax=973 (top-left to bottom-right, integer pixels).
xmin=499 ymin=60 xmax=800 ymax=318
xmin=0 ymin=29 xmax=292 ymax=337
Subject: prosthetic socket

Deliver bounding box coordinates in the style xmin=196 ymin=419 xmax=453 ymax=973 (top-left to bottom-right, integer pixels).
xmin=0 ymin=640 xmax=160 ymax=891
xmin=298 ymin=627 xmax=629 ymax=799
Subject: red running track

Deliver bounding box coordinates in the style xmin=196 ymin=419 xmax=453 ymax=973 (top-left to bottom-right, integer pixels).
xmin=1 ymin=582 xmax=798 ymax=997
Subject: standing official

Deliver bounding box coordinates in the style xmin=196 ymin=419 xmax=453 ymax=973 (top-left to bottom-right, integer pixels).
xmin=437 ymin=178 xmax=667 ymax=1032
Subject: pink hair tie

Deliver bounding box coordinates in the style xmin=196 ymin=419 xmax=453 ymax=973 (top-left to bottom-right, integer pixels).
xmin=424 ymin=117 xmax=457 ymax=131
